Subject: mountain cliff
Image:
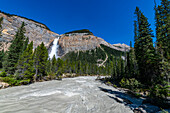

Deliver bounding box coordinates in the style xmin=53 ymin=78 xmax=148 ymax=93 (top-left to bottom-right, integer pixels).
xmin=0 ymin=11 xmax=59 ymax=51
xmin=0 ymin=11 xmax=129 ymax=58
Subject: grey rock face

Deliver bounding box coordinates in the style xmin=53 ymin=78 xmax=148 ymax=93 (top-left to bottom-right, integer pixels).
xmin=57 ymin=33 xmax=129 ymax=56
xmin=0 ymin=13 xmax=60 ymax=50
xmin=0 ymin=12 xmax=129 ymax=56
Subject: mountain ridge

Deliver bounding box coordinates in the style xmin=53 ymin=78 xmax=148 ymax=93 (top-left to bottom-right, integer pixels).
xmin=0 ymin=11 xmax=130 ymax=57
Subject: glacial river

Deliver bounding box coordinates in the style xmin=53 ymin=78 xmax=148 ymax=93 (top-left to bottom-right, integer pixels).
xmin=0 ymin=76 xmax=135 ymax=113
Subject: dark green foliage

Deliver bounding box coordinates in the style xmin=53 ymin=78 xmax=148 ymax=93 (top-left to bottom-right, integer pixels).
xmin=51 ymin=55 xmax=57 ymax=73
xmin=46 ymin=59 xmax=51 ymax=74
xmin=155 ymin=0 xmax=170 ymax=85
xmin=3 ymin=22 xmax=27 ymax=74
xmin=119 ymin=78 xmax=141 ymax=91
xmin=155 ymin=0 xmax=170 ymax=60
xmin=0 ymin=17 xmax=3 ymax=30
xmin=0 ymin=71 xmax=7 ymax=77
xmin=16 ymin=41 xmax=34 ymax=81
xmin=20 ymin=79 xmax=31 ymax=85
xmin=33 ymin=42 xmax=48 ymax=80
xmin=0 ymin=77 xmax=20 ymax=86
xmin=0 ymin=49 xmax=4 ymax=68
xmin=100 ymin=44 xmax=124 ymax=61
xmin=134 ymin=7 xmax=156 ymax=85
xmin=65 ymin=29 xmax=93 ymax=35
xmin=56 ymin=58 xmax=64 ymax=76
xmin=22 ymin=37 xmax=29 ymax=52
xmin=62 ymin=44 xmax=124 ymax=75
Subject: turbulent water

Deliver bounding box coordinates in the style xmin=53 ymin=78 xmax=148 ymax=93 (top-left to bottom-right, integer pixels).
xmin=49 ymin=37 xmax=60 ymax=59
xmin=0 ymin=77 xmax=133 ymax=113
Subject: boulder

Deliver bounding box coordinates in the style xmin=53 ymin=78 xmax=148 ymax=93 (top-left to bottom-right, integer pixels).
xmin=0 ymin=82 xmax=9 ymax=89
xmin=0 ymin=84 xmax=2 ymax=88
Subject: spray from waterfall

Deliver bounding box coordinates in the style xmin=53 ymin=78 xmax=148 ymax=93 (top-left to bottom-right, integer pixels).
xmin=49 ymin=37 xmax=60 ymax=59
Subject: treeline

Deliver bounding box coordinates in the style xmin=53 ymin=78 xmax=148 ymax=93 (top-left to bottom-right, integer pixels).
xmin=0 ymin=22 xmax=58 ymax=85
xmin=105 ymin=0 xmax=169 ymax=107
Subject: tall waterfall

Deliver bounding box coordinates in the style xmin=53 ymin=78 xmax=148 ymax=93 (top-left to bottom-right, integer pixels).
xmin=49 ymin=37 xmax=60 ymax=59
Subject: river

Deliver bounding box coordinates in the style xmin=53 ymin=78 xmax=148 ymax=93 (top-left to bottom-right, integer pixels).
xmin=0 ymin=76 xmax=161 ymax=113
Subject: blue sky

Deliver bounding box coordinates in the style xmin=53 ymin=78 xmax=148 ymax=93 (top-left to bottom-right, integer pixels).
xmin=0 ymin=0 xmax=161 ymax=45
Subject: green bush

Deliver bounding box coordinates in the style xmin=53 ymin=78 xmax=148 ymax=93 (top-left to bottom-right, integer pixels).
xmin=20 ymin=79 xmax=30 ymax=85
xmin=149 ymin=84 xmax=169 ymax=99
xmin=119 ymin=78 xmax=141 ymax=90
xmin=1 ymin=77 xmax=20 ymax=86
xmin=119 ymin=78 xmax=129 ymax=88
xmin=0 ymin=71 xmax=7 ymax=77
xmin=56 ymin=75 xmax=62 ymax=80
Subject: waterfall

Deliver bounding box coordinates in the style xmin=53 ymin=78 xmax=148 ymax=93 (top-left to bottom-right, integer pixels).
xmin=49 ymin=37 xmax=60 ymax=59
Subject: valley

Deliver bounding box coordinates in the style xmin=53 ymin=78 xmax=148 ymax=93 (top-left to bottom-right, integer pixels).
xmin=0 ymin=0 xmax=169 ymax=112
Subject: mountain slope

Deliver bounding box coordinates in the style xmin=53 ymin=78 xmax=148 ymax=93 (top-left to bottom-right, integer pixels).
xmin=0 ymin=11 xmax=129 ymax=62
xmin=0 ymin=11 xmax=60 ymax=51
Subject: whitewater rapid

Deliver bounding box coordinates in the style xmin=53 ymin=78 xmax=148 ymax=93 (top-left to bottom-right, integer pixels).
xmin=0 ymin=77 xmax=133 ymax=113
xmin=49 ymin=37 xmax=60 ymax=59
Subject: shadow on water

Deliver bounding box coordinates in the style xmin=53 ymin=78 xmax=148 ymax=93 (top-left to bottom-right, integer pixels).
xmin=98 ymin=87 xmax=161 ymax=113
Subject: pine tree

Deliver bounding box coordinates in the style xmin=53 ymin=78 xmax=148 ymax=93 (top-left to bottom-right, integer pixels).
xmin=134 ymin=7 xmax=156 ymax=85
xmin=117 ymin=57 xmax=121 ymax=78
xmin=3 ymin=22 xmax=27 ymax=74
xmin=0 ymin=17 xmax=3 ymax=36
xmin=33 ymin=42 xmax=48 ymax=81
xmin=155 ymin=0 xmax=170 ymax=84
xmin=155 ymin=0 xmax=170 ymax=59
xmin=56 ymin=58 xmax=64 ymax=76
xmin=0 ymin=49 xmax=4 ymax=68
xmin=23 ymin=37 xmax=29 ymax=52
xmin=120 ymin=57 xmax=125 ymax=77
xmin=46 ymin=59 xmax=51 ymax=74
xmin=16 ymin=41 xmax=34 ymax=81
xmin=51 ymin=55 xmax=57 ymax=73
xmin=126 ymin=41 xmax=136 ymax=78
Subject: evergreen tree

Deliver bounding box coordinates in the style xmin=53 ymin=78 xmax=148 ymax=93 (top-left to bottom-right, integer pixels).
xmin=134 ymin=7 xmax=156 ymax=85
xmin=51 ymin=55 xmax=57 ymax=73
xmin=23 ymin=37 xmax=29 ymax=52
xmin=33 ymin=42 xmax=48 ymax=81
xmin=16 ymin=41 xmax=34 ymax=81
xmin=0 ymin=17 xmax=3 ymax=36
xmin=46 ymin=59 xmax=51 ymax=74
xmin=155 ymin=0 xmax=170 ymax=84
xmin=155 ymin=0 xmax=170 ymax=59
xmin=126 ymin=41 xmax=136 ymax=78
xmin=0 ymin=49 xmax=4 ymax=68
xmin=3 ymin=22 xmax=27 ymax=74
xmin=120 ymin=57 xmax=125 ymax=77
xmin=56 ymin=58 xmax=64 ymax=76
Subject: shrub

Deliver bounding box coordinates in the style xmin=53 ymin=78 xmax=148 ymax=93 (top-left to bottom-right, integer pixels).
xmin=1 ymin=77 xmax=20 ymax=86
xmin=0 ymin=71 xmax=7 ymax=77
xmin=119 ymin=78 xmax=141 ymax=90
xmin=129 ymin=78 xmax=141 ymax=90
xmin=149 ymin=84 xmax=169 ymax=99
xmin=20 ymin=79 xmax=31 ymax=85
xmin=56 ymin=75 xmax=62 ymax=80
xmin=119 ymin=78 xmax=129 ymax=88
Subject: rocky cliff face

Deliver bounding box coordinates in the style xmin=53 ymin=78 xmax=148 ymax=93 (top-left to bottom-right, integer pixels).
xmin=57 ymin=33 xmax=130 ymax=56
xmin=0 ymin=11 xmax=129 ymax=57
xmin=0 ymin=12 xmax=60 ymax=51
